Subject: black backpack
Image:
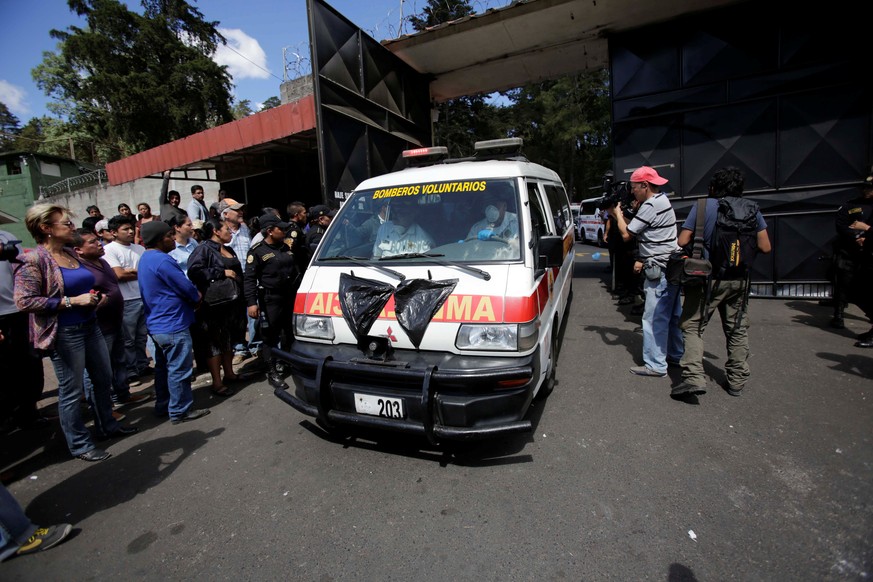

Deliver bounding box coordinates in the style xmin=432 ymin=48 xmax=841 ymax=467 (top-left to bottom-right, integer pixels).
xmin=710 ymin=196 xmax=760 ymax=279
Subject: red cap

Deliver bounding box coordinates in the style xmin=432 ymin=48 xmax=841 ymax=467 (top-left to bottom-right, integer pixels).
xmin=630 ymin=166 xmax=668 ymax=186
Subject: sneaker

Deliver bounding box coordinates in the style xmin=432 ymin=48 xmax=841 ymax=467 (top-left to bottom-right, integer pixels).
xmin=671 ymin=382 xmax=706 ymax=396
xmin=128 ymin=376 xmax=142 ymax=388
xmin=112 ymin=410 xmax=126 ymax=422
xmin=170 ymin=408 xmax=211 ymax=425
xmin=16 ymin=524 xmax=73 ymax=556
xmin=630 ymin=365 xmax=666 ymax=377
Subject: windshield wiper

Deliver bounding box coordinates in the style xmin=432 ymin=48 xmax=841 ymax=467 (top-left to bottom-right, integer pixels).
xmin=379 ymin=252 xmax=491 ymax=281
xmin=321 ymin=255 xmax=405 ymax=281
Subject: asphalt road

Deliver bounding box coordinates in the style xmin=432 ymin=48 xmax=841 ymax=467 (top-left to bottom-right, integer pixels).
xmin=2 ymin=243 xmax=872 ymax=581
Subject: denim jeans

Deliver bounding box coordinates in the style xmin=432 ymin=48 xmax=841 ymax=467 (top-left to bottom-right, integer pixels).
xmin=49 ymin=320 xmax=120 ymax=456
xmin=151 ymin=330 xmax=194 ymax=420
xmin=0 ymin=483 xmax=37 ymax=562
xmin=641 ymin=273 xmax=684 ymax=374
xmin=122 ymin=298 xmax=150 ymax=376
xmin=234 ymin=315 xmax=261 ymax=356
xmin=84 ymin=330 xmax=131 ymax=403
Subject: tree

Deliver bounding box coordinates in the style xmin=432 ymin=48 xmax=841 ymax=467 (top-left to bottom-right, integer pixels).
xmin=505 ymin=70 xmax=612 ymax=200
xmin=260 ymin=96 xmax=281 ymax=111
xmin=33 ymin=0 xmax=233 ymax=161
xmin=0 ymin=103 xmax=21 ymax=152
xmin=231 ymin=99 xmax=254 ymax=120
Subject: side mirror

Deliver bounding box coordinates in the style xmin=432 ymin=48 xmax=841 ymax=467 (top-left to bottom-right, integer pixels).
xmin=537 ymin=235 xmax=564 ymax=269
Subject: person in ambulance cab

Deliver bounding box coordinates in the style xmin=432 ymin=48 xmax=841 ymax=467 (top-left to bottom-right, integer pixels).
xmin=372 ymin=198 xmax=435 ymax=258
xmin=466 ymin=189 xmax=519 ymax=241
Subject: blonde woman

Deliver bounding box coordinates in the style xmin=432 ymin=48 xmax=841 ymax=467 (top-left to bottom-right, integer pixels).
xmin=14 ymin=204 xmax=138 ymax=462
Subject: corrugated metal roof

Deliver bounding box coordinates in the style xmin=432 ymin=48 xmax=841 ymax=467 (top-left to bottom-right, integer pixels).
xmin=106 ymin=95 xmax=317 ymax=186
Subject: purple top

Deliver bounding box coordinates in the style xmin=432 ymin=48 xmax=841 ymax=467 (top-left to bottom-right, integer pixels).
xmin=79 ymin=257 xmax=124 ymax=335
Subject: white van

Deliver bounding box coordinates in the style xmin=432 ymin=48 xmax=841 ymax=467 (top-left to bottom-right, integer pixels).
xmin=274 ymin=139 xmax=574 ymax=442
xmin=577 ymin=197 xmax=606 ymax=246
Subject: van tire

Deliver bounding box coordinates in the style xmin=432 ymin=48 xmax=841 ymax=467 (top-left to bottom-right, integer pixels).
xmin=596 ymin=229 xmax=604 ymax=247
xmin=537 ymin=321 xmax=558 ymax=400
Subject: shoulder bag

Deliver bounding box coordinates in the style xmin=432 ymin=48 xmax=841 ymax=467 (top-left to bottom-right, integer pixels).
xmin=666 ymin=200 xmax=712 ymax=286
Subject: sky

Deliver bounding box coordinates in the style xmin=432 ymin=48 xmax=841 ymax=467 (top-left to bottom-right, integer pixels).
xmin=0 ymin=0 xmax=507 ymax=123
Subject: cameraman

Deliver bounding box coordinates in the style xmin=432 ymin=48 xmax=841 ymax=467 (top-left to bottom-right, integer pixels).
xmin=0 ymin=231 xmax=47 ymax=431
xmin=608 ymin=166 xmax=684 ymax=378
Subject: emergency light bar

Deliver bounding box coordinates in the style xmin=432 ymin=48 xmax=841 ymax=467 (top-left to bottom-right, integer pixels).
xmin=474 ymin=138 xmax=524 ymax=157
xmin=401 ymin=146 xmax=449 ymax=167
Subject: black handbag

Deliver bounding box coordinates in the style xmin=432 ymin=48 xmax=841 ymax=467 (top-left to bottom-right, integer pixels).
xmin=666 ymin=200 xmax=712 ymax=286
xmin=203 ymin=277 xmax=239 ymax=306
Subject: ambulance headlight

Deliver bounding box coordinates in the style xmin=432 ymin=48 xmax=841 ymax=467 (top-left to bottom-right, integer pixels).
xmin=455 ymin=321 xmax=538 ymax=352
xmin=294 ymin=314 xmax=335 ymax=341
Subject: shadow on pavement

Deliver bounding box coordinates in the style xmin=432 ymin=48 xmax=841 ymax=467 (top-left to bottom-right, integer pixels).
xmin=23 ymin=428 xmax=224 ymax=526
xmin=816 ymin=352 xmax=873 ymax=378
xmin=784 ymin=300 xmax=865 ymax=337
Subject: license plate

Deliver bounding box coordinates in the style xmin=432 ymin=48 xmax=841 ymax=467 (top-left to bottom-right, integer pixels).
xmin=354 ymin=393 xmax=404 ymax=419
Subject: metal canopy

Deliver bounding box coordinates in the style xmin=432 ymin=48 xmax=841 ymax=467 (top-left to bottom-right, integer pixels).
xmin=105 ymin=96 xmax=317 ymax=185
xmin=383 ymin=0 xmax=745 ymax=102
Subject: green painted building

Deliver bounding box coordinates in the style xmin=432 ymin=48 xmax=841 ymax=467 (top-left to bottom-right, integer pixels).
xmin=0 ymin=151 xmax=98 ymax=245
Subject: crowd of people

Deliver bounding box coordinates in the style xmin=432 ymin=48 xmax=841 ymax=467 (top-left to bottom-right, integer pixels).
xmin=0 ymin=185 xmax=341 ymax=460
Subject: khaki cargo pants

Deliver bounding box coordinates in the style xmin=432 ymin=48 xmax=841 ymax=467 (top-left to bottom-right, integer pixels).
xmin=678 ymin=279 xmax=751 ymax=389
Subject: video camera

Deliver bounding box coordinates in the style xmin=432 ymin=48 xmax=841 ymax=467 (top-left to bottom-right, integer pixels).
xmin=596 ymin=171 xmax=635 ymax=219
xmin=0 ymin=239 xmax=22 ymax=262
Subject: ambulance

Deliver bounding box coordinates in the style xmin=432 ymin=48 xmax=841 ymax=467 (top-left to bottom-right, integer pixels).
xmin=274 ymin=138 xmax=574 ymax=442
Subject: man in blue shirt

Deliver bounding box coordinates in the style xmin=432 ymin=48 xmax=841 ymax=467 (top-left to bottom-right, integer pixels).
xmin=138 ymin=221 xmax=210 ymax=424
xmin=674 ymin=167 xmax=771 ymax=397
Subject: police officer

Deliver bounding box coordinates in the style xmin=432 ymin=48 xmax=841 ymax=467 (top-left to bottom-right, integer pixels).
xmin=285 ymin=201 xmax=311 ymax=274
xmin=832 ymin=174 xmax=873 ymax=337
xmin=305 ymin=205 xmax=334 ymax=253
xmin=245 ymin=214 xmax=299 ymax=388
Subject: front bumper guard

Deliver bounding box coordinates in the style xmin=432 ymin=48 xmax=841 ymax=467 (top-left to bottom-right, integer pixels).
xmin=272 ymin=349 xmax=534 ymax=442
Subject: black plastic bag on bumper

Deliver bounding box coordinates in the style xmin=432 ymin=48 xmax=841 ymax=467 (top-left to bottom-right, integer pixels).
xmin=338 ymin=273 xmax=396 ymax=340
xmin=394 ymin=278 xmax=458 ymax=348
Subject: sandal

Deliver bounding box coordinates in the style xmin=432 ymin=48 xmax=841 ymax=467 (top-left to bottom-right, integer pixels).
xmin=210 ymin=385 xmax=235 ymax=397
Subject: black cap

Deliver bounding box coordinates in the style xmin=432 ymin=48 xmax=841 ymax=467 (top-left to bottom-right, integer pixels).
xmin=141 ymin=221 xmax=172 ymax=247
xmin=260 ymin=214 xmax=291 ymax=231
xmin=309 ymin=204 xmax=330 ymax=218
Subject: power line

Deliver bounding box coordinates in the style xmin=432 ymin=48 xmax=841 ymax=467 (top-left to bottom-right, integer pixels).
xmin=222 ymin=42 xmax=283 ymax=83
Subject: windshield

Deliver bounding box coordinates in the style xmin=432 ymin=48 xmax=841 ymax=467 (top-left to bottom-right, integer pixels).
xmin=317 ymin=178 xmax=523 ymax=263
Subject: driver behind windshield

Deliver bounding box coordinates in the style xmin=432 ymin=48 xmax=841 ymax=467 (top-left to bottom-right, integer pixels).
xmin=466 ymin=188 xmax=519 ymax=241
xmin=372 ymin=198 xmax=435 ymax=258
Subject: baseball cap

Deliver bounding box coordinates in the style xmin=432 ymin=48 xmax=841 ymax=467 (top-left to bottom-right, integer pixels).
xmin=259 ymin=214 xmax=291 ymax=231
xmin=95 ymin=218 xmax=110 ymax=233
xmin=218 ymin=198 xmax=245 ymax=212
xmin=629 ymin=166 xmax=668 ymax=186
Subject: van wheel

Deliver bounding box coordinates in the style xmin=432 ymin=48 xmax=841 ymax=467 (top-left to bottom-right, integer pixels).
xmin=596 ymin=229 xmax=604 ymax=247
xmin=537 ymin=323 xmax=558 ymax=400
